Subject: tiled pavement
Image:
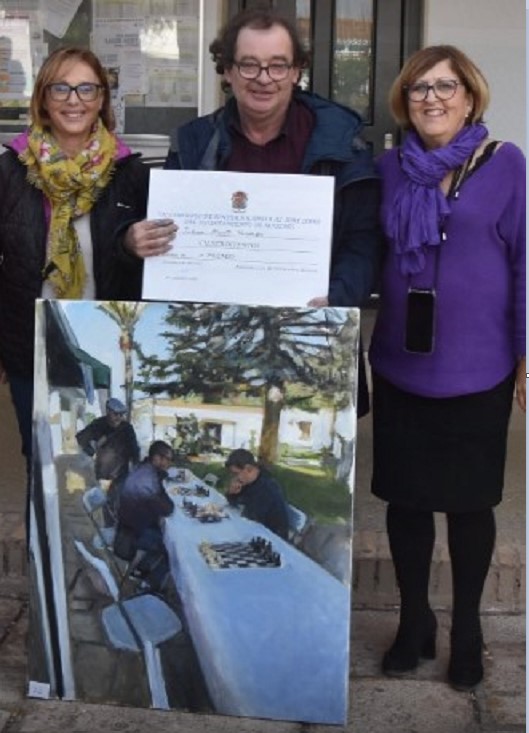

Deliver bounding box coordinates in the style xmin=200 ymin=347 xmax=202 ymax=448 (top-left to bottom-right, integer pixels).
xmin=0 ymin=379 xmax=525 ymax=732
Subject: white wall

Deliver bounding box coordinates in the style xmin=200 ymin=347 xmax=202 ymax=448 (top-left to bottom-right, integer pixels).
xmin=423 ymin=0 xmax=526 ymax=153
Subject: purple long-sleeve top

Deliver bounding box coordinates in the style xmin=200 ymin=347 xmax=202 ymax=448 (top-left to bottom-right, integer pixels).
xmin=369 ymin=143 xmax=526 ymax=398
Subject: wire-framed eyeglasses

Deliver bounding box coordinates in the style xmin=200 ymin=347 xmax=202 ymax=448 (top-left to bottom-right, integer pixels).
xmin=46 ymin=82 xmax=104 ymax=102
xmin=405 ymin=79 xmax=464 ymax=102
xmin=235 ymin=61 xmax=293 ymax=81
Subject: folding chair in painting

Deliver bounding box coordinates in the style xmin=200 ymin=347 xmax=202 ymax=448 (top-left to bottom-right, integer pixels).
xmin=82 ymin=486 xmax=116 ymax=547
xmin=73 ymin=539 xmax=183 ymax=710
xmin=287 ymin=503 xmax=309 ymax=546
xmin=81 ymin=486 xmax=125 ymax=579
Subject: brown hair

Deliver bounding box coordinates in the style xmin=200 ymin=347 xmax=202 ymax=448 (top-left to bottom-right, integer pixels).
xmin=30 ymin=46 xmax=115 ymax=130
xmin=209 ymin=7 xmax=310 ymax=78
xmin=388 ymin=44 xmax=490 ymax=129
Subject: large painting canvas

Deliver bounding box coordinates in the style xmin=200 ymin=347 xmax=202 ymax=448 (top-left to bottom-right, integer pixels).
xmin=29 ymin=299 xmax=360 ymax=725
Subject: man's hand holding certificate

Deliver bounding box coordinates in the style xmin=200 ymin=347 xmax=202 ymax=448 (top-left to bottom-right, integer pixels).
xmin=142 ymin=170 xmax=334 ymax=307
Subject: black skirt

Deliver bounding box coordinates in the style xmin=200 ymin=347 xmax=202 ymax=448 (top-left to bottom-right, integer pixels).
xmin=371 ymin=371 xmax=515 ymax=512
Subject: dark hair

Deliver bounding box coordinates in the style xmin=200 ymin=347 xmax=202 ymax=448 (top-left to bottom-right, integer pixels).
xmin=225 ymin=448 xmax=258 ymax=470
xmin=149 ymin=440 xmax=174 ymax=461
xmin=209 ymin=7 xmax=311 ymax=77
xmin=30 ymin=46 xmax=115 ymax=130
xmin=389 ymin=44 xmax=489 ymax=129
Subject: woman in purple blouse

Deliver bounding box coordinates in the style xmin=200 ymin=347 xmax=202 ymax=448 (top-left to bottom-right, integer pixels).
xmin=369 ymin=46 xmax=525 ymax=691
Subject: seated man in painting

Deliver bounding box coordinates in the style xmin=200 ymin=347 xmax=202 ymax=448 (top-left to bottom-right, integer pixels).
xmin=114 ymin=440 xmax=175 ymax=591
xmin=225 ymin=449 xmax=289 ymax=540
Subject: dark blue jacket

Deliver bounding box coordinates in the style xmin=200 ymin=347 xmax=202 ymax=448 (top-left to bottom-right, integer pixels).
xmin=227 ymin=469 xmax=290 ymax=540
xmin=165 ymin=91 xmax=381 ymax=309
xmin=118 ymin=460 xmax=174 ymax=534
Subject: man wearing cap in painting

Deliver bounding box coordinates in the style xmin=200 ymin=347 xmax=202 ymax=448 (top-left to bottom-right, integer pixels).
xmin=76 ymin=397 xmax=140 ymax=508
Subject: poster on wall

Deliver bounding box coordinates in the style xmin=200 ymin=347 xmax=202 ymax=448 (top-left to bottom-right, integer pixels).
xmin=29 ymin=298 xmax=359 ymax=725
xmin=0 ymin=0 xmax=200 ymax=133
xmin=92 ymin=0 xmax=199 ymax=107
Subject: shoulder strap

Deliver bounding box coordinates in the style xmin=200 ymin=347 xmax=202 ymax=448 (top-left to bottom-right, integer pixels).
xmin=451 ymin=139 xmax=501 ymax=196
xmin=198 ymin=127 xmax=222 ymax=171
xmin=468 ymin=139 xmax=501 ymax=175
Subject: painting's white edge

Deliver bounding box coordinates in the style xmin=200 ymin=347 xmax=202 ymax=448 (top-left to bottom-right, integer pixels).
xmin=34 ymin=301 xmax=76 ymax=700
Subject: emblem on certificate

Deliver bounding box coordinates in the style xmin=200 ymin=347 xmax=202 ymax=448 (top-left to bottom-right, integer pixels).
xmin=231 ymin=190 xmax=248 ymax=211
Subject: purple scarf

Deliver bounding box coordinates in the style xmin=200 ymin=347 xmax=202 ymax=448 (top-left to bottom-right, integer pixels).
xmin=384 ymin=124 xmax=489 ymax=275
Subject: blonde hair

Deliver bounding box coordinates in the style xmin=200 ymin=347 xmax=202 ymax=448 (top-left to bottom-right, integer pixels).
xmin=388 ymin=45 xmax=489 ymax=129
xmin=30 ymin=46 xmax=115 ymax=130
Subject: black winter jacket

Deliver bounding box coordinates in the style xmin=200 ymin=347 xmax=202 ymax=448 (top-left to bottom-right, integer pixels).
xmin=226 ymin=469 xmax=290 ymax=540
xmin=0 ymin=149 xmax=149 ymax=378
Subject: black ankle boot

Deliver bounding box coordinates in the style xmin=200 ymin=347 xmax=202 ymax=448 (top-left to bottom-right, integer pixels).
xmin=448 ymin=633 xmax=484 ymax=691
xmin=382 ymin=608 xmax=437 ymax=676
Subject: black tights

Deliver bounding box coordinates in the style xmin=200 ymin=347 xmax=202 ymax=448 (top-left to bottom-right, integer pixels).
xmin=387 ymin=504 xmax=495 ymax=638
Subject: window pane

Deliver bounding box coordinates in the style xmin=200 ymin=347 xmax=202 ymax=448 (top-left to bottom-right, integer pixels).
xmin=332 ymin=0 xmax=374 ymax=121
xmin=295 ymin=0 xmax=311 ymax=89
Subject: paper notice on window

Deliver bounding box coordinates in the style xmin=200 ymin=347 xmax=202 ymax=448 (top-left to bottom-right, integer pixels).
xmin=145 ymin=66 xmax=196 ymax=106
xmin=41 ymin=0 xmax=83 ymax=38
xmin=142 ymin=170 xmax=335 ymax=308
xmin=92 ymin=19 xmax=146 ymax=94
xmin=93 ymin=0 xmax=144 ymax=20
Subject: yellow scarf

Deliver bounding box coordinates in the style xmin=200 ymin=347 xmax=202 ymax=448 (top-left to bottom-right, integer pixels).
xmin=20 ymin=120 xmax=117 ymax=298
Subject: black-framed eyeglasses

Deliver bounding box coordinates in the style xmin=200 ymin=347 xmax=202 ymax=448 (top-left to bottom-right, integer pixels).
xmin=234 ymin=61 xmax=293 ymax=81
xmin=46 ymin=82 xmax=104 ymax=102
xmin=405 ymin=79 xmax=464 ymax=102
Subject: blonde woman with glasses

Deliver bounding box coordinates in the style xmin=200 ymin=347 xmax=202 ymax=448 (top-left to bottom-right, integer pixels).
xmin=0 ymin=47 xmax=176 ymax=518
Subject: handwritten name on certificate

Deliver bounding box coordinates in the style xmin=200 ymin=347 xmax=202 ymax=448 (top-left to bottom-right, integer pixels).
xmin=142 ymin=170 xmax=334 ymax=307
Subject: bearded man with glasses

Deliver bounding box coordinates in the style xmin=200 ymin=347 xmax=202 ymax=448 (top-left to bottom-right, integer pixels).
xmin=165 ymin=7 xmax=380 ymax=418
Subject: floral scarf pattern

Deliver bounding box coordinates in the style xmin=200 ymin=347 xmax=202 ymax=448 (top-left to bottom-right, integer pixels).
xmin=19 ymin=119 xmax=117 ymax=298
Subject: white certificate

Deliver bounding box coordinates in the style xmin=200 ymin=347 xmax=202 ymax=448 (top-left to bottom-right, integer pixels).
xmin=142 ymin=170 xmax=335 ymax=307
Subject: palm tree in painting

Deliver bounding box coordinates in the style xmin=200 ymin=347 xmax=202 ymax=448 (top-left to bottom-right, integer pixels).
xmin=98 ymin=301 xmax=145 ymax=417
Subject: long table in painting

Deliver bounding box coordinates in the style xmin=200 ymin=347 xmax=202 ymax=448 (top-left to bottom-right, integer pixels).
xmin=162 ymin=478 xmax=350 ymax=724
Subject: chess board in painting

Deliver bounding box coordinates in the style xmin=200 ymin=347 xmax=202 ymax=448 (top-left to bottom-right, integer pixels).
xmin=199 ymin=538 xmax=282 ymax=570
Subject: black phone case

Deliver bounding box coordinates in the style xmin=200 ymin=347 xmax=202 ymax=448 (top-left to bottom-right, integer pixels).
xmin=405 ymin=289 xmax=435 ymax=354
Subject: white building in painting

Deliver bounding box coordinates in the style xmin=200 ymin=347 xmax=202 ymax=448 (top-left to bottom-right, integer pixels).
xmin=131 ymin=398 xmax=355 ymax=462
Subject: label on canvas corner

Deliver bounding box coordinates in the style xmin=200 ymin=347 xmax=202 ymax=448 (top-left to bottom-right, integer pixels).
xmin=27 ymin=680 xmax=51 ymax=699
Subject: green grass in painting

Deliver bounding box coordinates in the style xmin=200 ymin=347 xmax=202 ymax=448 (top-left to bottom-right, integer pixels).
xmin=190 ymin=460 xmax=352 ymax=524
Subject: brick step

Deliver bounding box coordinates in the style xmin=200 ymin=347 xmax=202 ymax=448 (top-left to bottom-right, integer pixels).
xmin=1 ymin=530 xmax=524 ymax=613
xmin=352 ymin=529 xmax=525 ymax=613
